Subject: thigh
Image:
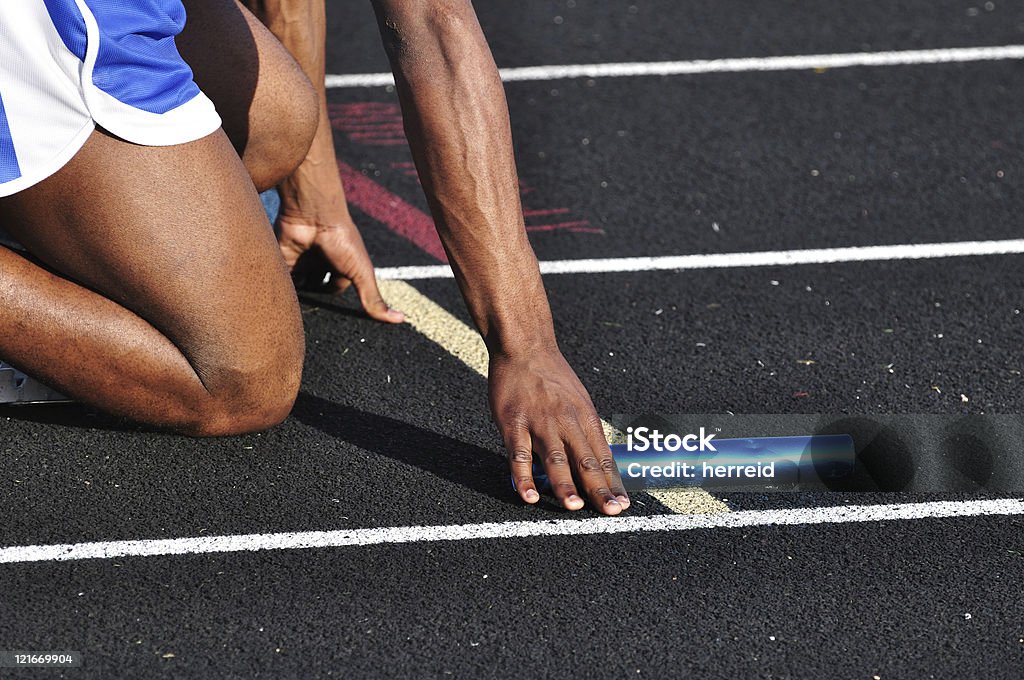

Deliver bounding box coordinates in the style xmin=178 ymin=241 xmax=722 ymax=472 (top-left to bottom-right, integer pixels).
xmin=0 ymin=127 xmax=303 ymax=390
xmin=176 ymin=0 xmax=316 ymax=172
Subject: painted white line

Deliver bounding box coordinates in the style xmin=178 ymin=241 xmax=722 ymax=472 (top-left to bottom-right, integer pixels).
xmin=326 ymin=45 xmax=1024 ymax=88
xmin=376 ymin=264 xmax=454 ymax=280
xmin=1 ymin=499 xmax=1020 ymax=564
xmin=375 ymin=239 xmax=1024 ymax=281
xmin=326 ymin=72 xmax=396 ymax=89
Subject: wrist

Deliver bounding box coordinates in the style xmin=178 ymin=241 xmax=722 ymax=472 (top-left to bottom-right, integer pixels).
xmin=487 ymin=329 xmax=559 ymax=359
xmin=452 ymin=251 xmax=560 ymax=359
xmin=482 ymin=299 xmax=559 ymax=359
xmin=277 ymin=161 xmax=351 ymax=225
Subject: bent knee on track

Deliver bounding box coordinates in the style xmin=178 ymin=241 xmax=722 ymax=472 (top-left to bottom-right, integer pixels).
xmin=184 ymin=348 xmax=304 ymax=437
xmin=172 ymin=315 xmax=305 ymax=437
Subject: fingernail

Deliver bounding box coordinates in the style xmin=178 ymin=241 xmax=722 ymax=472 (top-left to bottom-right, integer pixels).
xmin=524 ymin=489 xmax=539 ymax=503
xmin=567 ymin=494 xmax=584 ymax=508
xmin=616 ymin=495 xmax=631 ymax=507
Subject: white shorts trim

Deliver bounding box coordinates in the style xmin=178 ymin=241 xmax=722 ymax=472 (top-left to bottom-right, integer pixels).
xmin=0 ymin=0 xmax=222 ymax=197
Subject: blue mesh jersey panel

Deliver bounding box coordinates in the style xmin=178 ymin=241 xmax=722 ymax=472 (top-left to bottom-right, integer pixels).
xmin=42 ymin=0 xmax=87 ymax=59
xmin=41 ymin=0 xmax=201 ymax=115
xmin=0 ymin=91 xmax=22 ymax=183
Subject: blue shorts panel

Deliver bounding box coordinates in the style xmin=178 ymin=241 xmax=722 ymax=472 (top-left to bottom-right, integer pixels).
xmin=43 ymin=0 xmax=202 ymax=115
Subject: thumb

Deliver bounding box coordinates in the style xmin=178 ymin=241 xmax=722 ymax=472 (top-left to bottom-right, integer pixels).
xmin=351 ymin=265 xmax=405 ymax=324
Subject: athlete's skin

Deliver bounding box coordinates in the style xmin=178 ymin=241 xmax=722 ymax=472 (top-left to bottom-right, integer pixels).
xmin=0 ymin=0 xmax=629 ymax=515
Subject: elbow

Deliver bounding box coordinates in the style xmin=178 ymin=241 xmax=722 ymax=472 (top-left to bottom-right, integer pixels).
xmin=419 ymin=0 xmax=477 ymax=37
xmin=373 ymin=0 xmax=479 ymax=62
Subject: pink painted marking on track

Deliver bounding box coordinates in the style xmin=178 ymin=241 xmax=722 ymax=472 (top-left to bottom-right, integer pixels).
xmin=329 ymin=102 xmax=607 ymax=257
xmin=329 ymin=103 xmax=407 ymax=146
xmin=390 ymin=161 xmax=420 ymax=177
xmin=336 ymin=161 xmax=447 ymax=262
xmin=522 ymin=208 xmax=571 ymax=217
xmin=337 ymin=123 xmax=406 ymax=132
xmin=525 ymin=220 xmax=603 ymax=234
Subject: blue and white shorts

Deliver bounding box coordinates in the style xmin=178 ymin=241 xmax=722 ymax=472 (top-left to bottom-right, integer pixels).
xmin=0 ymin=0 xmax=222 ymax=197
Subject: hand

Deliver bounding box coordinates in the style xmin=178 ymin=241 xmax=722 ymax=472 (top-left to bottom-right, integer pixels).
xmin=489 ymin=348 xmax=630 ymax=515
xmin=277 ymin=213 xmax=405 ymax=324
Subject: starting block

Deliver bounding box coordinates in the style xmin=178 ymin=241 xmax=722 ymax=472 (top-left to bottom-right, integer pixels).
xmin=0 ymin=363 xmax=70 ymax=404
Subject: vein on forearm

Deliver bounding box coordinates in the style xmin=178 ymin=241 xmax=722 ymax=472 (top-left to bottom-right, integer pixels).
xmin=374 ymin=2 xmax=555 ymax=352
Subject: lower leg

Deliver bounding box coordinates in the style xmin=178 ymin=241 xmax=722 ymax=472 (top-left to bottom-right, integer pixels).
xmin=0 ymin=245 xmax=224 ymax=431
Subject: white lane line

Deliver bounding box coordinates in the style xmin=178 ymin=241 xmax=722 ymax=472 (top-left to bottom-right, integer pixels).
xmin=1 ymin=499 xmax=1019 ymax=564
xmin=326 ymin=45 xmax=1024 ymax=88
xmin=375 ymin=239 xmax=1024 ymax=281
xmin=376 ymin=280 xmax=730 ymax=514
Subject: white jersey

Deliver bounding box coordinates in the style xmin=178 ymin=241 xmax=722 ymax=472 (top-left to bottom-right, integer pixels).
xmin=0 ymin=0 xmax=221 ymax=197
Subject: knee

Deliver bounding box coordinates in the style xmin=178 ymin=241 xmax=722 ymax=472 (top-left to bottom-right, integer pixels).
xmin=243 ymin=73 xmax=319 ymax=192
xmin=192 ymin=383 xmax=299 ymax=437
xmin=183 ymin=336 xmax=305 ymax=437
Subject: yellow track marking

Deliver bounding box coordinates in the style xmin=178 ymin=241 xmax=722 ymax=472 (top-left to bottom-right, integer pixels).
xmin=645 ymin=488 xmax=730 ymax=514
xmin=379 ymin=280 xmax=489 ymax=378
xmin=379 ymin=280 xmax=730 ymax=515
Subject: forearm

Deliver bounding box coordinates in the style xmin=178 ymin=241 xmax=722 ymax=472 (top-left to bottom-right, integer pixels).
xmin=242 ymin=0 xmax=350 ymax=219
xmin=372 ymin=1 xmax=556 ymax=355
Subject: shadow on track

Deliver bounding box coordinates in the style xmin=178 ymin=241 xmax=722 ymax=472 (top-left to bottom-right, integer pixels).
xmin=0 ymin=403 xmax=139 ymax=433
xmin=292 ymin=392 xmax=530 ymax=509
xmin=297 ymin=293 xmax=369 ymax=318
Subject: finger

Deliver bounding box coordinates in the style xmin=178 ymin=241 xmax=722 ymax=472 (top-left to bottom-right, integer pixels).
xmin=278 ymin=243 xmax=301 ymax=272
xmin=582 ymin=415 xmax=630 ymax=508
xmin=352 ymin=271 xmax=405 ymax=324
xmin=534 ymin=429 xmax=585 ymax=511
xmin=505 ymin=427 xmax=540 ymax=504
xmin=563 ymin=421 xmax=623 ymax=515
xmin=321 ymin=244 xmax=405 ymax=324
